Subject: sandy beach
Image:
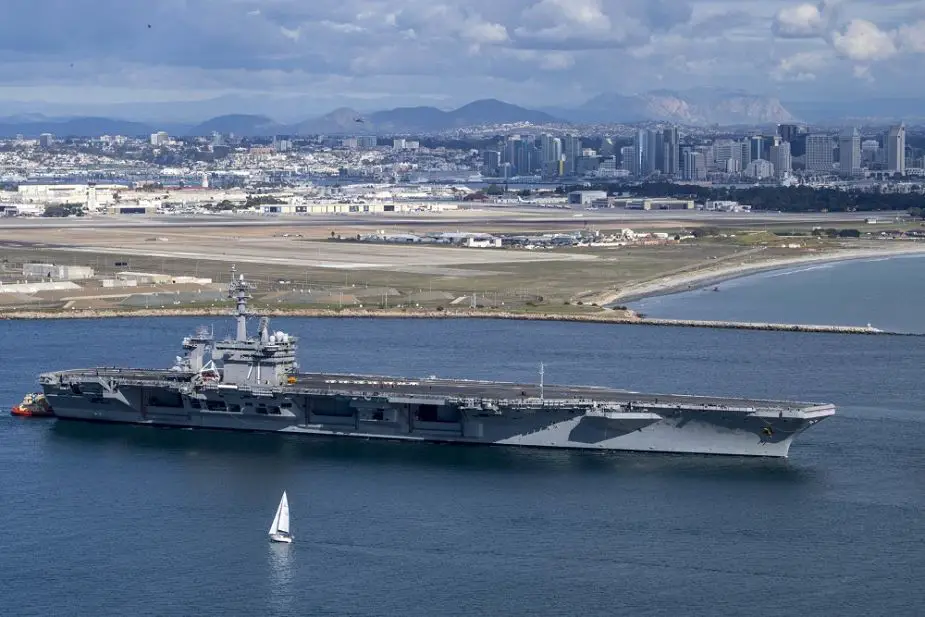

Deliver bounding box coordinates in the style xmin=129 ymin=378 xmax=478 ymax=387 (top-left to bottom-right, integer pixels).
xmin=607 ymin=243 xmax=925 ymax=304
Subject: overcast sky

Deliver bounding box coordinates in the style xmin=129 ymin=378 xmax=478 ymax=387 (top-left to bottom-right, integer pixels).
xmin=0 ymin=0 xmax=923 ymax=111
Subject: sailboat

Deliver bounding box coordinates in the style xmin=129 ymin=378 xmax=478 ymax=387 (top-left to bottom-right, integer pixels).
xmin=268 ymin=491 xmax=292 ymax=543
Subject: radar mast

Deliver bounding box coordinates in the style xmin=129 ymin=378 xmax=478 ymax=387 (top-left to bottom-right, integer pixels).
xmin=228 ymin=265 xmax=254 ymax=342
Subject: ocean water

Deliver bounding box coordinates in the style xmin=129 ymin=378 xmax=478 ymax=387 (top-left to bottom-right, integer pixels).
xmin=629 ymin=254 xmax=925 ymax=334
xmin=2 ymin=282 xmax=925 ymax=615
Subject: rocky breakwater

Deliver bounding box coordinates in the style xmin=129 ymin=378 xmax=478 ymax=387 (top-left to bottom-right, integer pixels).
xmin=0 ymin=306 xmax=912 ymax=336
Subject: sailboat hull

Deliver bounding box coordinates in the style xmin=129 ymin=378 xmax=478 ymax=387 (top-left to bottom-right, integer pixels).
xmin=269 ymin=533 xmax=292 ymax=543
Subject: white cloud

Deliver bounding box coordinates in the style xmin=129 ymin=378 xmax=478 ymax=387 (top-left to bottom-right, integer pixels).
xmin=516 ymin=0 xmax=619 ymax=45
xmin=279 ymin=26 xmax=301 ymax=41
xmin=2 ymin=0 xmax=925 ymax=112
xmin=832 ymin=19 xmax=897 ymax=62
xmin=852 ymin=64 xmax=873 ymax=80
xmin=773 ymin=3 xmax=826 ymax=38
xmin=771 ymin=50 xmax=831 ymax=81
xmin=460 ymin=18 xmax=509 ymax=46
xmin=538 ymin=52 xmax=575 ymax=70
xmin=896 ymin=20 xmax=925 ymax=53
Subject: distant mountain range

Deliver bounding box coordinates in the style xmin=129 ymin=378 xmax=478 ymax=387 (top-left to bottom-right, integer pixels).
xmin=0 ymin=99 xmax=564 ymax=138
xmin=546 ymin=89 xmax=797 ymax=126
xmin=0 ymin=91 xmax=919 ymax=138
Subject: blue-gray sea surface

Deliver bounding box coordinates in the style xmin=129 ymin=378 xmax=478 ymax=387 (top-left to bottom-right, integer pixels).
xmin=1 ymin=307 xmax=924 ymax=615
xmin=629 ymin=253 xmax=925 ymax=333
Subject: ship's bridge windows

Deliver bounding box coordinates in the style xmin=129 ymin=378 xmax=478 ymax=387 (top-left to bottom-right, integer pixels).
xmin=269 ymin=406 xmax=281 ymax=415
xmin=227 ymin=403 xmax=242 ymax=413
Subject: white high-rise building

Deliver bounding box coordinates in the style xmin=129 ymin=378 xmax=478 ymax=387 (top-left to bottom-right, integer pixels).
xmin=770 ymin=141 xmax=792 ymax=177
xmin=713 ymin=140 xmax=741 ymax=171
xmin=150 ymin=131 xmax=169 ymax=146
xmin=620 ymin=146 xmax=636 ymax=174
xmin=887 ymin=124 xmax=906 ymax=175
xmin=805 ymin=134 xmax=834 ymax=172
xmin=744 ymin=159 xmax=774 ymax=179
xmin=682 ymin=151 xmax=706 ymax=181
xmin=838 ymin=128 xmax=861 ymax=176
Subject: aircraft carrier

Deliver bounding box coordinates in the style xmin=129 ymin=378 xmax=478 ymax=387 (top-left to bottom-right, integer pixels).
xmin=37 ymin=268 xmax=835 ymax=457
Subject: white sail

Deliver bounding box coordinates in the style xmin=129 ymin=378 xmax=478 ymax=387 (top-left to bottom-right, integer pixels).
xmin=277 ymin=492 xmax=290 ymax=535
xmin=268 ymin=493 xmax=283 ymax=535
xmin=269 ymin=491 xmax=290 ymax=538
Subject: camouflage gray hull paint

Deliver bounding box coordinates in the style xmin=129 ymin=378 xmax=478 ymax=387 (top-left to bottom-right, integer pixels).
xmin=38 ymin=268 xmax=835 ymax=458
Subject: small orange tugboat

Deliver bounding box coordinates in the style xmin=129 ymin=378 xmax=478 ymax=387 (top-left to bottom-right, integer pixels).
xmin=11 ymin=392 xmax=54 ymax=417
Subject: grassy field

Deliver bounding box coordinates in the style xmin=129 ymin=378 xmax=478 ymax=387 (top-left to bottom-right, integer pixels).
xmin=0 ymin=241 xmax=757 ymax=311
xmin=0 ymin=214 xmax=919 ymax=315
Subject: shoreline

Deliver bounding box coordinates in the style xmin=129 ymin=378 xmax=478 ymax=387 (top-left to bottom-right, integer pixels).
xmin=2 ymin=243 xmax=923 ymax=335
xmin=607 ymin=244 xmax=925 ymax=305
xmin=0 ymin=306 xmax=916 ymax=336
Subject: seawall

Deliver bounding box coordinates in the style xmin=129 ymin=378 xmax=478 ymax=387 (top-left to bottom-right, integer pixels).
xmin=0 ymin=307 xmax=915 ymax=336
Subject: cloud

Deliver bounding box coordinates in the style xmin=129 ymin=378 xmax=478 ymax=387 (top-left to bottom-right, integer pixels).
xmin=896 ymin=20 xmax=925 ymax=53
xmin=1 ymin=0 xmax=925 ymax=113
xmin=515 ymin=0 xmax=622 ymax=47
xmin=832 ymin=19 xmax=897 ymax=62
xmin=772 ymin=2 xmax=832 ymax=38
xmin=771 ymin=50 xmax=832 ymax=81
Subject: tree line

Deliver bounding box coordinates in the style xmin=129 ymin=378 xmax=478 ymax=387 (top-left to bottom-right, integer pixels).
xmin=558 ymin=182 xmax=925 ymax=213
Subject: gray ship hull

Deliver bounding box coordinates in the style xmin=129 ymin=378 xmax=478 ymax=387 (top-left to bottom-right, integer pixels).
xmin=40 ymin=371 xmax=835 ymax=457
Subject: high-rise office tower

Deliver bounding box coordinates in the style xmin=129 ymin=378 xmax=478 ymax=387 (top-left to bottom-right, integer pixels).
xmin=748 ymin=136 xmax=765 ymax=162
xmin=887 ymin=124 xmax=906 ymax=175
xmin=838 ymin=128 xmax=861 ymax=176
xmin=633 ymin=130 xmax=648 ymax=176
xmin=646 ymin=129 xmax=661 ymax=175
xmin=620 ymin=145 xmax=636 ymax=174
xmin=561 ymin=134 xmax=581 ymax=175
xmin=805 ymin=134 xmax=834 ymax=172
xmin=769 ymin=141 xmax=792 ymax=177
xmin=662 ymin=127 xmax=680 ymax=176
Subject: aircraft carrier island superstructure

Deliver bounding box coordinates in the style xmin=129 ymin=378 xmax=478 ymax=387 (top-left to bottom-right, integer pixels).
xmin=38 ymin=268 xmax=836 ymax=457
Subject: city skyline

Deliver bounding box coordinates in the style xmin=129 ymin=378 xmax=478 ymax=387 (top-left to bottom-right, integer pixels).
xmin=1 ymin=0 xmax=924 ymax=115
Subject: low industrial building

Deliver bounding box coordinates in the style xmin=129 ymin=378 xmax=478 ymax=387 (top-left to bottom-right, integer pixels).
xmin=615 ymin=198 xmax=695 ymax=210
xmin=106 ymin=203 xmax=157 ymax=215
xmin=0 ymin=281 xmax=82 ymax=294
xmin=101 ymin=279 xmax=139 ymax=288
xmin=704 ymin=200 xmax=752 ymax=212
xmin=464 ymin=235 xmax=502 ymax=248
xmin=22 ymin=263 xmax=95 ymax=280
xmin=260 ymin=201 xmax=460 ymax=215
xmin=17 ymin=183 xmax=129 ymax=208
xmin=116 ymin=272 xmax=213 ymax=285
xmin=567 ymin=190 xmax=608 ymax=206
